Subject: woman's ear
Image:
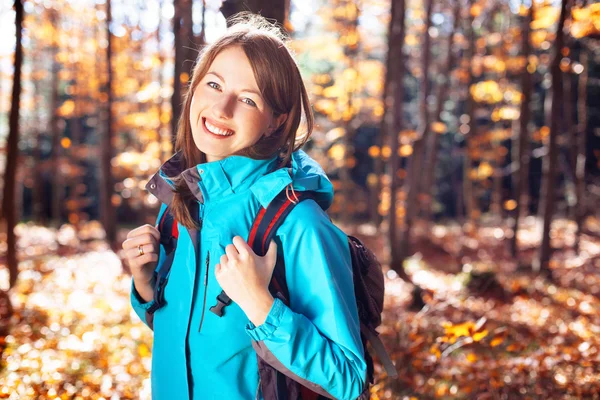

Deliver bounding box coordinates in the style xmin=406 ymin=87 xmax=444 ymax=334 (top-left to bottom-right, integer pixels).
xmin=266 ymin=113 xmax=288 ymax=137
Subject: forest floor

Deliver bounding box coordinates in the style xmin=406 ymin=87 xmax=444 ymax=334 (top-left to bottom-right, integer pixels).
xmin=0 ymin=216 xmax=598 ymax=399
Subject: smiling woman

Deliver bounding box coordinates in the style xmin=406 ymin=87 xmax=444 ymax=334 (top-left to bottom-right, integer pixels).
xmin=189 ymin=46 xmax=287 ymax=162
xmin=122 ymin=12 xmax=368 ymax=400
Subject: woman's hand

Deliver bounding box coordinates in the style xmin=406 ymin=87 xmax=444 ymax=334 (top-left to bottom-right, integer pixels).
xmin=122 ymin=224 xmax=160 ymax=302
xmin=215 ymin=236 xmax=278 ymax=326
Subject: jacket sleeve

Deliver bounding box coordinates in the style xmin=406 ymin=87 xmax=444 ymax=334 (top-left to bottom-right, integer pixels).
xmin=245 ymin=200 xmax=367 ymax=400
xmin=130 ymin=203 xmax=168 ymax=328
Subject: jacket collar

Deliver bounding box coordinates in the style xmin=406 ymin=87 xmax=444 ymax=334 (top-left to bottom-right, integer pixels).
xmin=145 ymin=152 xmax=289 ymax=206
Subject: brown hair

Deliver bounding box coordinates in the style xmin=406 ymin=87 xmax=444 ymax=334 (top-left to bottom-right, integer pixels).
xmin=170 ymin=13 xmax=314 ymax=228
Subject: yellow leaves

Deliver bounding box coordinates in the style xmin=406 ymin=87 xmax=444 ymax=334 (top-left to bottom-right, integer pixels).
xmin=570 ymin=4 xmax=600 ymax=38
xmin=470 ymin=4 xmax=482 ymax=17
xmin=470 ymin=81 xmax=503 ymax=104
xmin=398 ymin=145 xmax=413 ymax=157
xmin=368 ymin=146 xmax=380 ymax=158
xmin=381 ymin=146 xmax=392 ymax=159
xmin=472 ymin=329 xmax=489 ymax=342
xmin=328 ymin=144 xmax=346 ymax=161
xmin=478 ymin=162 xmax=494 ymax=180
xmin=322 ymin=85 xmax=343 ymax=99
xmin=504 ymin=199 xmax=517 ymax=211
xmin=61 ymin=138 xmax=72 ymax=149
xmin=441 ymin=317 xmax=488 ymax=344
xmin=492 ymin=106 xmax=520 ymax=122
xmin=405 ymin=34 xmax=419 ymax=46
xmin=532 ymin=6 xmax=560 ymax=30
xmin=57 ymin=100 xmax=75 ymax=117
xmin=314 ymin=99 xmax=336 ymax=116
xmin=312 ymin=74 xmax=332 ymax=85
xmin=137 ymin=343 xmax=150 ymax=357
xmin=431 ymin=121 xmax=446 ymax=134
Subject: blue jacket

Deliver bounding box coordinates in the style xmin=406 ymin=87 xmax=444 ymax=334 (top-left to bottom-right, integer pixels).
xmin=130 ymin=150 xmax=367 ymax=399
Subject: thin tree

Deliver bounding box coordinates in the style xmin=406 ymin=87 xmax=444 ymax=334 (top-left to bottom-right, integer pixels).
xmin=574 ymin=50 xmax=588 ymax=253
xmin=1 ymin=0 xmax=24 ymax=289
xmin=398 ymin=0 xmax=434 ymax=265
xmin=386 ymin=0 xmax=415 ymax=292
xmin=101 ymin=0 xmax=116 ymax=246
xmin=510 ymin=1 xmax=534 ymax=258
xmin=372 ymin=0 xmax=398 ymax=228
xmin=220 ymin=0 xmax=289 ymax=27
xmin=533 ymin=0 xmax=570 ymax=274
xmin=338 ymin=1 xmax=359 ymax=225
xmin=49 ymin=8 xmax=62 ymax=225
xmin=462 ymin=0 xmax=477 ymax=225
xmin=172 ymin=0 xmax=194 ymax=138
xmin=421 ymin=0 xmax=460 ymax=222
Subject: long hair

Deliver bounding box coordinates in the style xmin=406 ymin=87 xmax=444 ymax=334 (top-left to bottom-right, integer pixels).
xmin=170 ymin=13 xmax=314 ymax=228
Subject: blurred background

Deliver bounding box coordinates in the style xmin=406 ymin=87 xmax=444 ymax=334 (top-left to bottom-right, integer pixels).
xmin=0 ymin=0 xmax=598 ymax=398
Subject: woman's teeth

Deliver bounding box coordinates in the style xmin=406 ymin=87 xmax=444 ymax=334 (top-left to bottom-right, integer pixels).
xmin=205 ymin=119 xmax=234 ymax=136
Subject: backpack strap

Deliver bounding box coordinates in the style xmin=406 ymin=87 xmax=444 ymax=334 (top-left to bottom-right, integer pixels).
xmin=361 ymin=324 xmax=399 ymax=379
xmin=146 ymin=207 xmax=179 ymax=318
xmin=209 ymin=187 xmax=315 ymax=317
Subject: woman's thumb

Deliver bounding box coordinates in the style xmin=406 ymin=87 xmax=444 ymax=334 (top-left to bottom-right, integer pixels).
xmin=263 ymin=240 xmax=278 ymax=272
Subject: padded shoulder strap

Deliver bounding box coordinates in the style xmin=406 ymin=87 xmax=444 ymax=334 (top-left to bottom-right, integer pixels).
xmin=210 ymin=188 xmax=316 ymax=317
xmin=248 ymin=188 xmax=316 ymax=256
xmin=147 ymin=206 xmax=179 ymax=316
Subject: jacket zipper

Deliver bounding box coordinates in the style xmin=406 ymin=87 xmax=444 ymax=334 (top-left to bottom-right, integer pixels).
xmin=198 ymin=251 xmax=210 ymax=332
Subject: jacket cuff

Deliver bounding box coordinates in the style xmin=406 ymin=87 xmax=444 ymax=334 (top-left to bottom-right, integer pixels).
xmin=245 ymin=298 xmax=286 ymax=341
xmin=130 ymin=280 xmax=156 ymax=310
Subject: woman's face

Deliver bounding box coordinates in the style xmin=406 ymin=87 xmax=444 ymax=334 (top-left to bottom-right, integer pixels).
xmin=189 ymin=46 xmax=285 ymax=163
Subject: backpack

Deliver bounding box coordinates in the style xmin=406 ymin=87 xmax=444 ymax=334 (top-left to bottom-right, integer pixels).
xmin=146 ymin=188 xmax=398 ymax=399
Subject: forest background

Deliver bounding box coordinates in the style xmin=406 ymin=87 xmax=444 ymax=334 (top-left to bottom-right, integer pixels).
xmin=0 ymin=0 xmax=599 ymax=398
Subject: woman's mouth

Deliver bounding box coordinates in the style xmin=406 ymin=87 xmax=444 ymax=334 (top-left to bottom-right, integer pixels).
xmin=202 ymin=118 xmax=235 ymax=138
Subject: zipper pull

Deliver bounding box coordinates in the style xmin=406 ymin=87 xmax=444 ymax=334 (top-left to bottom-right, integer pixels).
xmin=204 ymin=251 xmax=210 ymax=286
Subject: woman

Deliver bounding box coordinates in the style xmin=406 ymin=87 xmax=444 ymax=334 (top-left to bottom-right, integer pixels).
xmin=122 ymin=13 xmax=368 ymax=400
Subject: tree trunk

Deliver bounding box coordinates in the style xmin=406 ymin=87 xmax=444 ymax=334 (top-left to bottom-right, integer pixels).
xmin=338 ymin=1 xmax=359 ymax=225
xmin=49 ymin=9 xmax=62 ymax=226
xmin=101 ymin=0 xmax=117 ymax=246
xmin=562 ymin=60 xmax=577 ymax=217
xmin=491 ymin=10 xmax=510 ymax=220
xmin=220 ymin=0 xmax=289 ymax=28
xmin=1 ymin=0 xmax=24 ymax=289
xmin=509 ymin=0 xmax=533 ymax=258
xmin=463 ymin=0 xmax=477 ymax=225
xmin=387 ymin=0 xmax=410 ymax=280
xmin=421 ymin=0 xmax=460 ymax=222
xmin=398 ymin=0 xmax=434 ymax=265
xmin=32 ymin=50 xmax=46 ymax=224
xmin=574 ymin=51 xmax=588 ymax=254
xmin=172 ymin=0 xmax=194 ymax=138
xmin=533 ymin=0 xmax=570 ymax=275
xmin=373 ymin=0 xmax=398 ymax=228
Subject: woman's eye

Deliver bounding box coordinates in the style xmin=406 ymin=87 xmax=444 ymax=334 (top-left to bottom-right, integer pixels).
xmin=207 ymin=81 xmax=221 ymax=90
xmin=242 ymin=98 xmax=257 ymax=107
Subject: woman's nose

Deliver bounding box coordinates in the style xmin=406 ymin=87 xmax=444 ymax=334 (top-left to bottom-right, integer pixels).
xmin=212 ymin=95 xmax=235 ymax=119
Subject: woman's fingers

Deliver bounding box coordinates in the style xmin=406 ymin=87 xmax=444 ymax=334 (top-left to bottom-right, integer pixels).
xmin=125 ymin=243 xmax=157 ymax=261
xmin=232 ymin=236 xmax=251 ymax=257
xmin=126 ymin=224 xmax=160 ymax=242
xmin=220 ymin=254 xmax=229 ymax=266
xmin=225 ymin=244 xmax=239 ymax=262
xmin=122 ymin=232 xmax=158 ymax=251
xmin=130 ymin=252 xmax=159 ymax=267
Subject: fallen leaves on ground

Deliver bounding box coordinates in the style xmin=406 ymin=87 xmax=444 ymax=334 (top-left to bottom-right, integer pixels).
xmin=0 ymin=216 xmax=599 ymax=399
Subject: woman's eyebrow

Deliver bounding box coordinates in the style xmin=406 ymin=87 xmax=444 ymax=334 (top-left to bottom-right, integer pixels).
xmin=206 ymin=71 xmax=262 ymax=97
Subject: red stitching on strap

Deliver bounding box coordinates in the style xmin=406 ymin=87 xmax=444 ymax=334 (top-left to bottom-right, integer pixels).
xmin=248 ymin=207 xmax=267 ymax=248
xmin=172 ymin=219 xmax=179 ymax=239
xmin=261 ymin=199 xmax=293 ymax=254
